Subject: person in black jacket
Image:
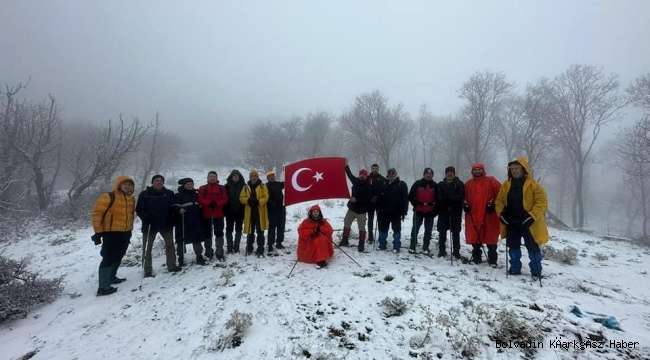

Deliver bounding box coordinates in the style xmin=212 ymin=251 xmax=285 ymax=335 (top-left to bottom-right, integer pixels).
xmin=172 ymin=178 xmax=206 ymax=266
xmin=436 ymin=166 xmax=465 ymax=258
xmin=266 ymin=170 xmax=286 ymax=254
xmin=136 ymin=174 xmax=179 ymax=276
xmin=367 ymin=163 xmax=387 ymax=244
xmin=408 ymin=168 xmax=438 ymax=255
xmin=376 ymin=168 xmax=408 ymax=252
xmin=340 ymin=161 xmax=374 ymax=252
xmin=224 ymin=170 xmax=246 ymax=253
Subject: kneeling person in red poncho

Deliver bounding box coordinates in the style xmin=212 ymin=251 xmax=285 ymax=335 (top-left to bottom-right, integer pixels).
xmin=297 ymin=205 xmax=334 ymax=269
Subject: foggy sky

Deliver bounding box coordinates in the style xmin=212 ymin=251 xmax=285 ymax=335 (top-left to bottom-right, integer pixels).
xmin=2 ymin=1 xmax=649 ymax=133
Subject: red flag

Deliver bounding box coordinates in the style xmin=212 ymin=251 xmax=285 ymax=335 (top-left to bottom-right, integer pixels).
xmin=284 ymin=157 xmax=350 ymax=206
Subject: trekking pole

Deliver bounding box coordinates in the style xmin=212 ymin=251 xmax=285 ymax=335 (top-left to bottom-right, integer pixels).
xmin=181 ymin=210 xmax=186 ymax=255
xmin=505 ymin=239 xmax=509 ymax=278
xmin=373 ymin=213 xmax=378 ymax=252
xmin=330 ymin=238 xmax=362 ymax=267
xmin=287 ymin=258 xmax=299 ymax=278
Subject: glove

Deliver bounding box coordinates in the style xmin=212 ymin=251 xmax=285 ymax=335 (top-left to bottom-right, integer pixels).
xmin=522 ymin=215 xmax=534 ymax=228
xmin=463 ymin=202 xmax=471 ymax=213
xmin=179 ymin=208 xmax=186 ymax=215
xmin=91 ymin=233 xmax=103 ymax=245
xmin=499 ymin=214 xmax=509 ymax=226
xmin=349 ymin=196 xmax=357 ymax=203
xmin=486 ymin=201 xmax=495 ymax=213
xmin=209 ymin=201 xmax=217 ymax=210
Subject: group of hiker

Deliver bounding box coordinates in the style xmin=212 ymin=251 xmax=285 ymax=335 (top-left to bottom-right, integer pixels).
xmin=339 ymin=158 xmax=548 ymax=271
xmin=90 ymin=156 xmax=549 ymax=297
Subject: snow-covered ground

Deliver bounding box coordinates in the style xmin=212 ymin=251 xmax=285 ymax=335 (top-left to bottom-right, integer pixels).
xmin=2 ymin=199 xmax=650 ymax=359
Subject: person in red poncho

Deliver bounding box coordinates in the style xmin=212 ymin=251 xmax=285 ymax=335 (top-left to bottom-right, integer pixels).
xmin=464 ymin=163 xmax=501 ymax=266
xmin=297 ymin=205 xmax=334 ymax=269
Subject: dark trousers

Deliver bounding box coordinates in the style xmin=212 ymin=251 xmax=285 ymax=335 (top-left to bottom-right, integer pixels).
xmin=246 ymin=211 xmax=265 ymax=255
xmin=377 ymin=214 xmax=402 ymax=250
xmin=506 ymin=224 xmax=542 ymax=275
xmin=471 ymin=244 xmax=498 ymax=264
xmin=202 ymin=217 xmax=225 ymax=258
xmin=410 ymin=212 xmax=435 ymax=251
xmin=225 ymin=212 xmax=244 ymax=251
xmin=98 ymin=232 xmax=131 ymax=289
xmin=268 ymin=207 xmax=286 ymax=249
xmin=100 ymin=232 xmax=131 ymax=268
xmin=438 ymin=230 xmax=460 ymax=255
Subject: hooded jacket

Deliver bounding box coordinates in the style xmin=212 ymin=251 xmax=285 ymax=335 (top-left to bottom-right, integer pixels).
xmin=496 ymin=156 xmax=549 ymax=245
xmin=91 ymin=176 xmax=136 ymax=233
xmin=464 ymin=163 xmax=501 ymax=245
xmin=297 ymin=205 xmax=334 ymax=263
xmin=225 ymin=170 xmax=246 ymax=216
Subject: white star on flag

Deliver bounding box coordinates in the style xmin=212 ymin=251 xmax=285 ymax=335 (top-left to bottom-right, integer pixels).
xmin=313 ymin=171 xmax=324 ymax=182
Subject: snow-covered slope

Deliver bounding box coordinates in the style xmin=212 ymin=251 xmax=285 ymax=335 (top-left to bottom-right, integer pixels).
xmin=2 ymin=200 xmax=649 ymax=359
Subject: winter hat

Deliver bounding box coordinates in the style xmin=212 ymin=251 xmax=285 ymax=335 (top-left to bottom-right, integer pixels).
xmin=445 ymin=166 xmax=456 ymax=175
xmin=151 ymin=174 xmax=165 ymax=183
xmin=178 ymin=177 xmax=193 ymax=186
xmin=207 ymin=171 xmax=217 ymax=176
xmin=358 ymin=169 xmax=369 ymax=177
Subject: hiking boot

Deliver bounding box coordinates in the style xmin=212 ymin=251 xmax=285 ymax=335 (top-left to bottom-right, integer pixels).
xmin=452 ymin=251 xmax=461 ymax=259
xmin=144 ymin=273 xmax=155 ymax=278
xmin=111 ymin=277 xmax=126 ymax=285
xmin=97 ymin=287 xmax=118 ymax=296
xmin=276 ymin=243 xmax=285 ymax=250
xmin=339 ymin=238 xmax=350 ymax=247
xmin=508 ymin=270 xmax=521 ymax=275
xmin=316 ymin=261 xmax=328 ymax=269
xmin=437 ymin=252 xmax=447 ymax=258
xmin=422 ymin=249 xmax=431 ymax=256
xmin=392 ymin=249 xmax=400 ymax=254
xmin=196 ymin=256 xmax=207 ymax=266
xmin=489 ymin=263 xmax=498 ymax=269
xmin=169 ymin=267 xmax=182 ymax=273
xmin=408 ymin=248 xmax=416 ymax=254
xmin=216 ymin=255 xmax=225 ymax=262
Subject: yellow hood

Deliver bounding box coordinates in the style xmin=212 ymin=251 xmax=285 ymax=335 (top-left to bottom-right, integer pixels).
xmin=507 ymin=156 xmax=531 ymax=178
xmin=112 ymin=175 xmax=135 ymax=193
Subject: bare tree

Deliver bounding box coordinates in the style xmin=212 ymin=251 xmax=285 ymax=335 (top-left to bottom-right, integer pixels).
xmin=435 ymin=115 xmax=471 ymax=178
xmin=627 ymin=73 xmax=650 ymax=111
xmin=340 ymin=90 xmax=410 ymax=169
xmin=140 ymin=113 xmax=160 ymax=191
xmin=547 ymin=65 xmax=627 ymax=228
xmin=0 ymin=82 xmax=29 ymax=212
xmin=66 ymin=115 xmax=149 ymax=203
xmin=615 ymin=115 xmax=650 ymax=239
xmin=7 ymin=95 xmax=62 ymax=211
xmin=497 ymin=96 xmax=526 ymax=161
xmin=458 ymin=71 xmax=513 ymax=164
xmin=301 ymin=111 xmax=331 ymax=157
xmin=245 ymin=118 xmax=301 ymax=176
xmin=417 ymin=104 xmax=436 ymax=168
xmin=519 ymin=79 xmax=555 ymax=175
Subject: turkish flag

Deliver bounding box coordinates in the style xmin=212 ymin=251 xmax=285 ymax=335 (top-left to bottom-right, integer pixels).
xmin=284 ymin=157 xmax=350 ymax=206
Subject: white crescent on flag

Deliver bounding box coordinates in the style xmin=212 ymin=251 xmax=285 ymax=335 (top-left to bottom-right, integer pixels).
xmin=291 ymin=167 xmax=313 ymax=192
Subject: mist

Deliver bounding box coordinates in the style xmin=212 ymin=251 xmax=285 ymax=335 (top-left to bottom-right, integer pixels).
xmin=2 ymin=1 xmax=650 ymax=237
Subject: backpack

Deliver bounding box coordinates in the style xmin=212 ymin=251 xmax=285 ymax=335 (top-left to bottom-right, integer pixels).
xmin=100 ymin=192 xmax=116 ymax=226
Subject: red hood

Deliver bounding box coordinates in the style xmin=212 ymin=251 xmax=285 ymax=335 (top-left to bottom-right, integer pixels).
xmin=308 ymin=204 xmax=321 ymax=214
xmin=471 ymin=163 xmax=486 ymax=177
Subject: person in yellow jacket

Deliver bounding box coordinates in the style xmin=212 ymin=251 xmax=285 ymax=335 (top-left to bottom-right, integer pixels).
xmin=495 ymin=157 xmax=549 ymax=278
xmin=91 ymin=176 xmax=136 ymax=296
xmin=239 ymin=169 xmax=269 ymax=257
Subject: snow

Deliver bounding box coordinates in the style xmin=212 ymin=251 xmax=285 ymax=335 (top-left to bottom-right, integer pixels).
xmin=2 ymin=199 xmax=650 ymax=359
